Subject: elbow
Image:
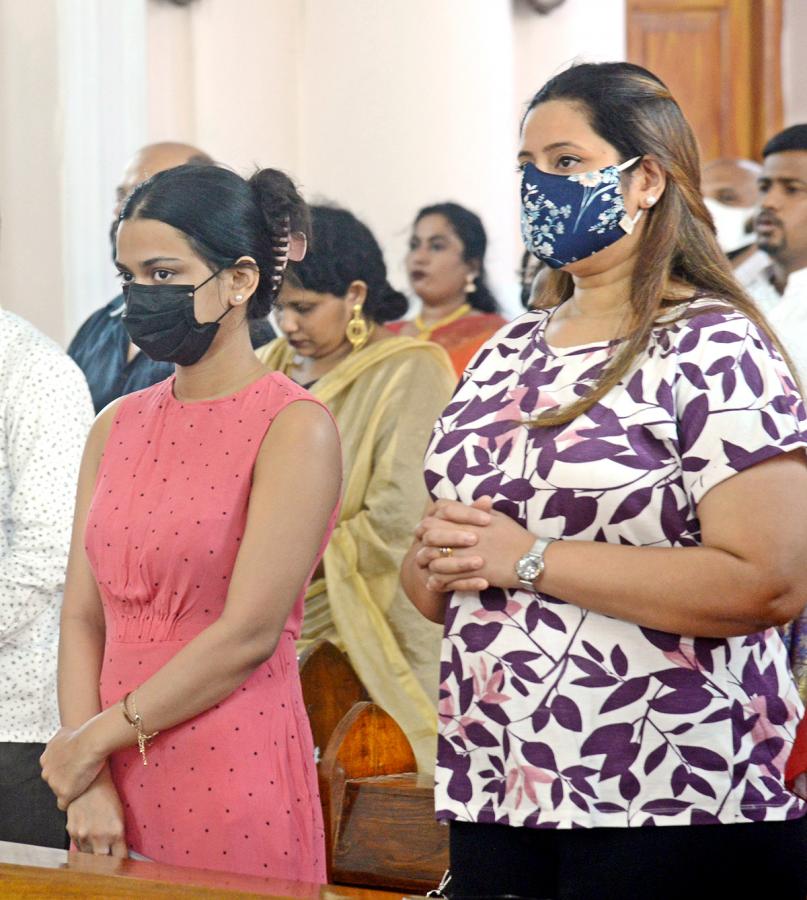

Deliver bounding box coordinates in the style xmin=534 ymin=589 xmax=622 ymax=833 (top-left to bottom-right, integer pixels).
xmin=739 ymin=569 xmax=807 ymax=632
xmin=758 ymin=588 xmax=807 ymax=630
xmin=242 ymin=627 xmax=283 ymax=668
xmin=219 ymin=617 xmax=283 ymax=670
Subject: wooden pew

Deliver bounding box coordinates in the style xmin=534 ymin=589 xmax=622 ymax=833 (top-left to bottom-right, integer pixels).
xmin=298 ymin=639 xmax=370 ymax=762
xmin=319 ymin=703 xmax=449 ymax=894
xmin=0 ymin=840 xmax=411 ymax=898
xmin=297 ymin=641 xmax=448 ymax=893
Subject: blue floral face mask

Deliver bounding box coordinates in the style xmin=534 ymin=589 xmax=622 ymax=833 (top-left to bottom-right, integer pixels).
xmin=520 ymin=156 xmax=642 ymax=269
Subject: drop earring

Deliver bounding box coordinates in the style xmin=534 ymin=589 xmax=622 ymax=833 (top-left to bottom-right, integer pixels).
xmin=345 ymin=303 xmax=372 ymax=352
xmin=464 ymin=272 xmax=478 ymax=294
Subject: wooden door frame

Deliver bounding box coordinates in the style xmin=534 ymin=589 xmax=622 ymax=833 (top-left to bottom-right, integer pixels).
xmin=626 ymin=0 xmax=783 ymax=160
xmin=752 ymin=0 xmax=784 ymax=156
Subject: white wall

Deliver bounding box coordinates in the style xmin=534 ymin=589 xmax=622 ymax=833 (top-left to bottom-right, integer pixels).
xmin=0 ymin=0 xmax=146 ymax=345
xmin=783 ymin=0 xmax=807 ymax=126
xmin=60 ymin=0 xmax=147 ymax=335
xmin=147 ymin=0 xmax=301 ymax=172
xmin=146 ymin=0 xmax=195 ymax=143
xmin=0 ymin=0 xmax=65 ymax=341
xmin=513 ymin=0 xmax=626 ymax=122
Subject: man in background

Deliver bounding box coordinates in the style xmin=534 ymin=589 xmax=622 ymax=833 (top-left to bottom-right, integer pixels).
xmin=68 ymin=142 xmax=275 ymax=412
xmin=739 ymin=124 xmax=807 ymax=707
xmin=702 ymin=157 xmax=760 ymax=267
xmin=740 ymin=125 xmax=807 ymax=380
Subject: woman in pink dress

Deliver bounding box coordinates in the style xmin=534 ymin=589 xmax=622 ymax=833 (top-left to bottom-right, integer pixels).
xmin=40 ymin=164 xmax=341 ymax=883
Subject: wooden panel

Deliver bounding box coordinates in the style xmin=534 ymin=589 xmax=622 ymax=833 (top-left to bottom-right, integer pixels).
xmin=299 ymin=640 xmax=369 ymax=763
xmin=331 ymin=773 xmax=448 ymax=894
xmin=0 ymin=840 xmax=406 ymax=898
xmin=318 ymin=702 xmax=416 ymax=875
xmin=627 ymin=0 xmax=782 ymax=161
xmin=751 ymin=0 xmax=784 ymax=157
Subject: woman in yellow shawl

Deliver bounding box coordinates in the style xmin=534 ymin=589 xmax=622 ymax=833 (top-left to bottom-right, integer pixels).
xmin=258 ymin=205 xmax=455 ymax=770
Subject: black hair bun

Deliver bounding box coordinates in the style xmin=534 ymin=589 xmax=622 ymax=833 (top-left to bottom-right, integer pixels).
xmin=248 ymin=168 xmax=311 ymax=238
xmin=367 ymin=284 xmax=408 ymax=324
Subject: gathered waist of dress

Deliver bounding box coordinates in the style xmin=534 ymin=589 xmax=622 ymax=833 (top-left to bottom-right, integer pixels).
xmin=103 ymin=612 xmax=215 ymax=644
xmin=104 ymin=613 xmax=300 ymax=646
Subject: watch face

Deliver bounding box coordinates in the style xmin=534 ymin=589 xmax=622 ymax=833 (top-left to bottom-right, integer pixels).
xmin=516 ymin=555 xmax=541 ymax=581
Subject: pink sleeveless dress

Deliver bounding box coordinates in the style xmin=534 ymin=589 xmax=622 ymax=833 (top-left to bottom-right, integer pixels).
xmin=85 ymin=372 xmax=336 ymax=882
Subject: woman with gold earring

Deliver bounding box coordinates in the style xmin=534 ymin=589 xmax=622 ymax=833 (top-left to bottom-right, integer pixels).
xmin=390 ymin=202 xmax=507 ymax=377
xmin=257 ymin=205 xmax=454 ymax=771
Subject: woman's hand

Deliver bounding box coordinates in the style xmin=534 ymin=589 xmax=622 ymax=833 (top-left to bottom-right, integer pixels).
xmin=413 ymin=498 xmax=492 ymax=593
xmin=40 ymin=725 xmax=105 ymax=811
xmin=417 ymin=496 xmax=536 ymax=592
xmin=67 ymin=767 xmax=127 ymax=857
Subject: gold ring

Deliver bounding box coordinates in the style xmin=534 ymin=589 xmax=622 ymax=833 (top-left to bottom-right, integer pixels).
xmin=439 ymin=547 xmax=453 ymax=558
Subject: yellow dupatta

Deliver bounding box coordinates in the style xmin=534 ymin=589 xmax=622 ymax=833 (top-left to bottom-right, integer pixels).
xmin=257 ymin=336 xmax=455 ymax=771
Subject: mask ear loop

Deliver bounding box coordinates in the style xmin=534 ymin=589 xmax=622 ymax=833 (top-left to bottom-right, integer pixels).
xmin=616 ymin=155 xmax=642 ymax=172
xmin=616 ymin=156 xmax=645 ymax=235
xmin=193 ymin=267 xmax=225 ymax=292
xmin=193 ymin=266 xmax=237 ymax=324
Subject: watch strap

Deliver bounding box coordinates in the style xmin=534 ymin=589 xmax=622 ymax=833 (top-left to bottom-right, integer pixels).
xmin=528 ymin=536 xmax=555 ymax=561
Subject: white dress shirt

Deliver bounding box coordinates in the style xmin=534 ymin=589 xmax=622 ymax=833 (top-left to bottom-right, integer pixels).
xmin=0 ymin=311 xmax=93 ymax=742
xmin=742 ymin=262 xmax=807 ymax=386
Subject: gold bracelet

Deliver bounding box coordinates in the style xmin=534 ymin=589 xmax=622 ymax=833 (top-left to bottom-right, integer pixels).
xmin=120 ymin=691 xmax=159 ymax=766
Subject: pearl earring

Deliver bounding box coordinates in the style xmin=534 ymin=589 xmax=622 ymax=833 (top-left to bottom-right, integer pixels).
xmin=646 ymin=196 xmax=657 ymax=207
xmin=235 ymin=294 xmax=244 ymax=302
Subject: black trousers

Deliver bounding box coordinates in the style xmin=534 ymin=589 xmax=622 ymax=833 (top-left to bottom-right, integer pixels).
xmin=0 ymin=742 xmax=68 ymax=849
xmin=449 ymin=816 xmax=807 ymax=900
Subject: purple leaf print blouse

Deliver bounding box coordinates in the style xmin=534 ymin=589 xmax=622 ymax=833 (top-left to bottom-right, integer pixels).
xmin=423 ymin=299 xmax=807 ymax=830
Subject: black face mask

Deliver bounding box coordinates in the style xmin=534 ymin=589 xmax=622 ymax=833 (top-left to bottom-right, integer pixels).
xmin=121 ymin=270 xmax=231 ymax=367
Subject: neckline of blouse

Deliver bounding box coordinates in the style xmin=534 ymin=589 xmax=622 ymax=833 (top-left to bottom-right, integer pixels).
xmin=534 ymin=294 xmax=720 ymax=359
xmin=536 ymin=306 xmax=624 ymax=359
xmin=167 ymin=370 xmax=276 ymax=408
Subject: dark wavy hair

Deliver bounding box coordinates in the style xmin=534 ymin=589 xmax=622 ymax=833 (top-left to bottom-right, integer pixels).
xmin=414 ymin=202 xmax=499 ymax=313
xmin=119 ymin=164 xmax=310 ymax=319
xmin=286 ymin=205 xmax=408 ymax=324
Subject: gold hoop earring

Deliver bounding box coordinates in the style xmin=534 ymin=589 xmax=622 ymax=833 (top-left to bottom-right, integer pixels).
xmin=346 ymin=303 xmax=372 ymax=352
xmin=464 ymin=272 xmax=478 ymax=294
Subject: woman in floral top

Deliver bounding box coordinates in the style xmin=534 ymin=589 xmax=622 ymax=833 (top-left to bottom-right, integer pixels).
xmin=403 ymin=63 xmax=807 ymax=899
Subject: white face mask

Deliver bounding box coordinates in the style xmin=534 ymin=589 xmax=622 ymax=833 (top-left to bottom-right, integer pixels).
xmin=704 ymin=197 xmax=756 ymax=254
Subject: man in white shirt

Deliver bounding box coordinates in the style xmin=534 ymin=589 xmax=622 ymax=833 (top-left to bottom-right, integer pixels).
xmin=0 ymin=310 xmax=93 ymax=847
xmin=739 ymin=126 xmax=807 ymax=710
xmin=740 ymin=125 xmax=807 ymax=381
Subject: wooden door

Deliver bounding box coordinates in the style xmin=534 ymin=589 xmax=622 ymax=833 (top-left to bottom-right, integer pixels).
xmin=627 ymin=0 xmax=783 ymax=161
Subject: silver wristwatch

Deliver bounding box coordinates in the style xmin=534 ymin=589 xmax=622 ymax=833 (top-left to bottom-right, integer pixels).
xmin=515 ymin=537 xmax=556 ymax=590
